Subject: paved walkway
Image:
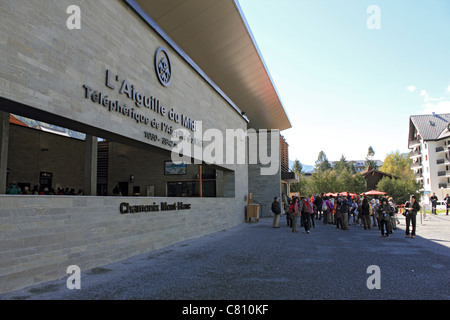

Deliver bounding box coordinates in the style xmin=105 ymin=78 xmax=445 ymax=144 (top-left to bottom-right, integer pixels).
xmin=1 ymin=213 xmax=449 ymax=301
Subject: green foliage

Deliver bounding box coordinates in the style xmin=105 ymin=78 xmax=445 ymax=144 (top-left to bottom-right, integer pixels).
xmin=376 ymin=151 xmax=421 ymax=204
xmin=293 ymin=151 xmax=368 ymax=196
xmin=365 ymin=146 xmax=379 ymax=171
xmin=315 ymin=151 xmax=332 ymax=172
xmin=306 ymin=168 xmax=366 ymax=195
xmin=333 ymin=154 xmax=348 ymax=174
xmin=309 ymin=169 xmax=338 ymax=194
xmin=377 ymin=176 xmax=420 ymax=204
xmin=292 ymin=159 xmax=303 ymax=175
xmin=335 ymin=154 xmax=356 ymax=174
xmin=290 ymin=174 xmax=310 ymax=196
xmin=379 ymin=150 xmax=413 ymax=179
xmin=339 ymin=169 xmax=366 ymax=194
xmin=291 ymin=150 xmax=419 ymax=200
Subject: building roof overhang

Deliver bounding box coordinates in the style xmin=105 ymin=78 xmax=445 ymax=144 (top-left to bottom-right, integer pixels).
xmin=125 ymin=0 xmax=292 ymax=131
xmin=409 ymin=113 xmax=450 ymax=142
xmin=360 ymin=169 xmax=399 ymax=180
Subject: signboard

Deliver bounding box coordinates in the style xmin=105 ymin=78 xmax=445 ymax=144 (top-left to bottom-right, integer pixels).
xmin=81 ymin=47 xmax=202 ymax=151
xmin=119 ymin=202 xmax=191 ymax=214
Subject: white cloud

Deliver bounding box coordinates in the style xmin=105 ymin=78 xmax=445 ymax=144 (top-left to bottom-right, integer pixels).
xmin=447 ymin=85 xmax=450 ymax=92
xmin=406 ymin=85 xmax=416 ymax=92
xmin=425 ymin=96 xmax=443 ymax=102
xmin=423 ymin=100 xmax=450 ymax=114
xmin=420 ymin=89 xmax=427 ymax=96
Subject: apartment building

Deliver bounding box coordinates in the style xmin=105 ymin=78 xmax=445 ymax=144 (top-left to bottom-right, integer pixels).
xmin=408 ymin=113 xmax=450 ymax=200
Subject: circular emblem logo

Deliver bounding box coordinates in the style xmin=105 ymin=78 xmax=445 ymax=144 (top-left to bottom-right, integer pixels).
xmin=155 ymin=47 xmax=172 ymax=87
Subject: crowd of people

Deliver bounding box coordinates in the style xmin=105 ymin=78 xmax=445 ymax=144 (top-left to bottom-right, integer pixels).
xmin=272 ymin=193 xmax=422 ymax=238
xmin=430 ymin=192 xmax=450 ymax=215
xmin=5 ymin=182 xmax=84 ymax=196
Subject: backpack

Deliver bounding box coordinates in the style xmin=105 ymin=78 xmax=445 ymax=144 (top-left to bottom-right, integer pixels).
xmin=301 ymin=200 xmax=309 ymax=213
xmin=322 ymin=201 xmax=328 ymax=211
xmin=390 ymin=203 xmax=398 ymax=214
xmin=289 ymin=204 xmax=294 ymax=213
xmin=340 ymin=201 xmax=348 ymax=213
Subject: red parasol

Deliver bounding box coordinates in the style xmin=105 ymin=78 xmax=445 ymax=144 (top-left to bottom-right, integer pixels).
xmin=339 ymin=192 xmax=357 ymax=197
xmin=325 ymin=192 xmax=338 ymax=197
xmin=362 ymin=190 xmax=387 ymax=196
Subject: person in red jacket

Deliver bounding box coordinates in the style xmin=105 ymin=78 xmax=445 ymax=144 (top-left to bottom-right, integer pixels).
xmin=292 ymin=197 xmax=300 ymax=233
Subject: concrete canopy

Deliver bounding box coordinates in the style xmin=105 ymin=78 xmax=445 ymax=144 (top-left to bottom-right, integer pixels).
xmin=131 ymin=0 xmax=292 ymax=131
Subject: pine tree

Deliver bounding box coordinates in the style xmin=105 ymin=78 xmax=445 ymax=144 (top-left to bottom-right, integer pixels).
xmin=315 ymin=151 xmax=332 ymax=172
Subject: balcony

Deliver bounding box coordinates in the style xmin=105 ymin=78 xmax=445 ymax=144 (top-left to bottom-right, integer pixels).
xmin=408 ymin=139 xmax=420 ymax=148
xmin=436 ymin=146 xmax=446 ymax=153
xmin=437 ymin=158 xmax=450 ymax=166
xmin=414 ymin=172 xmax=423 ymax=179
xmin=409 ymin=150 xmax=421 ymax=158
xmin=439 ymin=183 xmax=448 ymax=189
xmin=281 ymin=171 xmax=299 ymax=183
xmin=411 ymin=162 xmax=422 ymax=169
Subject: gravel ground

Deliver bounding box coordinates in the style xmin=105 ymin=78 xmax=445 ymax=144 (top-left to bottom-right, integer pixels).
xmin=1 ymin=212 xmax=449 ymax=301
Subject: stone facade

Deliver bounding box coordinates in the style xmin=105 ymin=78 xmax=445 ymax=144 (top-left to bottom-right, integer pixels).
xmin=0 ymin=195 xmax=245 ymax=294
xmin=248 ymin=130 xmax=281 ymax=217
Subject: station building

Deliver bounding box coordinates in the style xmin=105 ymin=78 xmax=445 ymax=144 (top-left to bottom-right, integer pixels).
xmin=0 ymin=0 xmax=293 ymax=293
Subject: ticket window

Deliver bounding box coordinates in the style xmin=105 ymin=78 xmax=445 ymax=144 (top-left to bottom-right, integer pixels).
xmin=39 ymin=172 xmax=52 ymax=189
xmin=167 ymin=181 xmax=199 ymax=197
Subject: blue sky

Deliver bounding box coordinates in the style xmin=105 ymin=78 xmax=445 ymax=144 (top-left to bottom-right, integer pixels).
xmin=237 ymin=0 xmax=450 ymax=166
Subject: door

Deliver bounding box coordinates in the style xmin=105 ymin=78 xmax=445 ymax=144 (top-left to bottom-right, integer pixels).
xmin=118 ymin=182 xmax=128 ymax=197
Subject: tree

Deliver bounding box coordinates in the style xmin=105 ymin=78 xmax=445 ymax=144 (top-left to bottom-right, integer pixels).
xmin=347 ymin=161 xmax=357 ymax=174
xmin=309 ymin=169 xmax=338 ymax=195
xmin=377 ymin=176 xmax=420 ymax=205
xmin=339 ymin=168 xmax=366 ymax=194
xmin=377 ymin=151 xmax=421 ymax=204
xmin=365 ymin=146 xmax=378 ymax=171
xmin=379 ymin=150 xmax=412 ymax=179
xmin=292 ymin=159 xmax=303 ymax=175
xmin=290 ymin=159 xmax=310 ymax=196
xmin=290 ymin=174 xmax=310 ymax=196
xmin=315 ymin=151 xmax=332 ymax=172
xmin=334 ymin=154 xmax=354 ymax=174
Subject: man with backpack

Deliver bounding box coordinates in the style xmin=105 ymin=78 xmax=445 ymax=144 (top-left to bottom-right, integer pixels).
xmin=388 ymin=197 xmax=398 ymax=233
xmin=301 ymin=197 xmax=312 ymax=234
xmin=314 ymin=194 xmax=323 ymax=220
xmin=271 ymin=197 xmax=281 ymax=228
